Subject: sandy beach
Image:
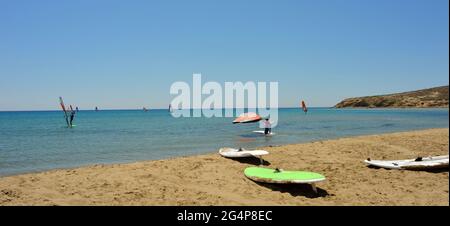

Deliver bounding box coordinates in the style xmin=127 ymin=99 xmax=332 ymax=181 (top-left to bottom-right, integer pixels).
xmin=0 ymin=128 xmax=448 ymax=206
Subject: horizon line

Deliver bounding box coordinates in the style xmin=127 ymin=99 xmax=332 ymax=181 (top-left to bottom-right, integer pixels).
xmin=0 ymin=106 xmax=334 ymax=112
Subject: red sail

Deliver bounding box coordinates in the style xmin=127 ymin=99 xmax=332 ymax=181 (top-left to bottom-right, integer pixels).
xmin=301 ymin=101 xmax=308 ymax=113
xmin=59 ymin=97 xmax=70 ymax=127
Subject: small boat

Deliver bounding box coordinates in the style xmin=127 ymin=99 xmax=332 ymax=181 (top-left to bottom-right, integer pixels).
xmin=232 ymin=112 xmax=262 ymax=124
xmin=364 ymin=155 xmax=449 ymax=170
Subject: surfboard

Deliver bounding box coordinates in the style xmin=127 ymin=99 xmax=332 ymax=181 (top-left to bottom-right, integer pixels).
xmin=364 ymin=155 xmax=449 ymax=170
xmin=61 ymin=125 xmax=76 ymax=128
xmin=220 ymin=148 xmax=269 ymax=165
xmin=219 ymin=148 xmax=269 ymax=158
xmin=244 ymin=167 xmax=326 ymax=193
xmin=253 ymin=130 xmax=275 ymax=136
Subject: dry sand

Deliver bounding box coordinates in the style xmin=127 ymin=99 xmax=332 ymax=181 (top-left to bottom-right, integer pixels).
xmin=0 ymin=128 xmax=448 ymax=206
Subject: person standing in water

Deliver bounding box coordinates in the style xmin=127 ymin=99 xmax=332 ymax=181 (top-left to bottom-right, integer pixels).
xmin=69 ymin=108 xmax=76 ymax=127
xmin=263 ymin=118 xmax=272 ymax=135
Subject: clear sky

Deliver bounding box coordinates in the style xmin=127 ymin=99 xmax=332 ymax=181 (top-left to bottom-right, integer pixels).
xmin=0 ymin=0 xmax=448 ymax=110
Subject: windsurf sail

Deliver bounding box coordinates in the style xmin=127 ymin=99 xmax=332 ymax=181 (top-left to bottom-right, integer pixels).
xmin=233 ymin=112 xmax=262 ymax=124
xmin=59 ymin=97 xmax=70 ymax=127
xmin=301 ymin=100 xmax=308 ymax=114
xmin=69 ymin=105 xmax=74 ymax=127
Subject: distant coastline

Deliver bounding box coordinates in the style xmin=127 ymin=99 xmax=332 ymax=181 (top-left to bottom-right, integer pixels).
xmin=335 ymin=85 xmax=449 ymax=108
xmin=1 ymin=106 xmax=450 ymax=113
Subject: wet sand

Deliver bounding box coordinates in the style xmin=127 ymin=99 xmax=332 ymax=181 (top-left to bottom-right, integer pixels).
xmin=0 ymin=128 xmax=448 ymax=206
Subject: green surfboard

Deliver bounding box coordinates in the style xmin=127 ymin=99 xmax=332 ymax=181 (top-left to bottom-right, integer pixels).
xmin=244 ymin=167 xmax=326 ymax=184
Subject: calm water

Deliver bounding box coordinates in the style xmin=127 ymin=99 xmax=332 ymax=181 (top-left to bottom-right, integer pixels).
xmin=0 ymin=108 xmax=448 ymax=176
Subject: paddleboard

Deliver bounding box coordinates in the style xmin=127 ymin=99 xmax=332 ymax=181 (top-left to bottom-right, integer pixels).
xmin=219 ymin=148 xmax=269 ymax=158
xmin=364 ymin=155 xmax=449 ymax=170
xmin=244 ymin=167 xmax=326 ymax=184
xmin=244 ymin=167 xmax=325 ymax=193
xmin=253 ymin=130 xmax=275 ymax=136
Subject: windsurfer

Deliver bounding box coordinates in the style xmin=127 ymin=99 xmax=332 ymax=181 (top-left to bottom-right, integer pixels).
xmin=302 ymin=100 xmax=308 ymax=114
xmin=69 ymin=108 xmax=76 ymax=127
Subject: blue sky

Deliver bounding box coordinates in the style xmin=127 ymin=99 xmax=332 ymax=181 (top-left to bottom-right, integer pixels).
xmin=0 ymin=0 xmax=448 ymax=110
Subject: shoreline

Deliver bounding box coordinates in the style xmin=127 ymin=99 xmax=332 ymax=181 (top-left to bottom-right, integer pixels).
xmin=1 ymin=126 xmax=448 ymax=178
xmin=0 ymin=128 xmax=448 ymax=206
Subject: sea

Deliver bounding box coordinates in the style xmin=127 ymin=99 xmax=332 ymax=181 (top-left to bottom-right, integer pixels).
xmin=0 ymin=108 xmax=448 ymax=176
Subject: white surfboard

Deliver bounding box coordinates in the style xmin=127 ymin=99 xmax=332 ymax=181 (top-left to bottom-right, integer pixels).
xmin=219 ymin=148 xmax=269 ymax=158
xmin=253 ymin=130 xmax=275 ymax=136
xmin=364 ymin=155 xmax=449 ymax=170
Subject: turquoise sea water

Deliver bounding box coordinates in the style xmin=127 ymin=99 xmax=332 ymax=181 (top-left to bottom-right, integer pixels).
xmin=0 ymin=108 xmax=448 ymax=176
